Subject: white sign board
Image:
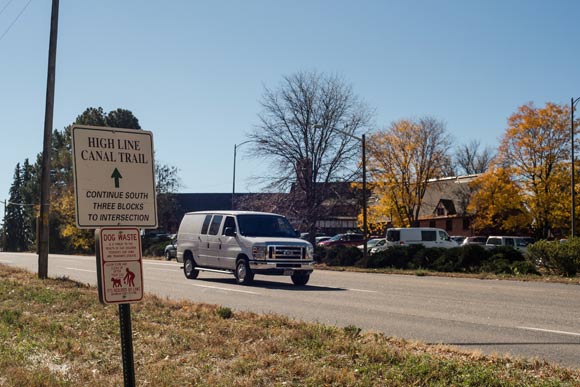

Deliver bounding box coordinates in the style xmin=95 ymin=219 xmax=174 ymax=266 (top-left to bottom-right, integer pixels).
xmin=72 ymin=125 xmax=157 ymax=228
xmin=96 ymin=228 xmax=143 ymax=304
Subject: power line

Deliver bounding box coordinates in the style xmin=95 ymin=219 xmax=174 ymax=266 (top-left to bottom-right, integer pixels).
xmin=0 ymin=0 xmax=33 ymax=43
xmin=0 ymin=0 xmax=16 ymax=17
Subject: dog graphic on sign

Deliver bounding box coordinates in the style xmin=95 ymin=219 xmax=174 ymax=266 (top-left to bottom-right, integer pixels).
xmin=111 ymin=277 xmax=122 ymax=288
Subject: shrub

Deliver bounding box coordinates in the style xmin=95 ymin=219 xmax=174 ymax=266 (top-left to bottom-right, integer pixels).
xmin=320 ymin=246 xmax=361 ymax=266
xmin=527 ymin=239 xmax=579 ymax=277
xmin=488 ymin=246 xmax=525 ymax=263
xmin=313 ymin=245 xmax=327 ymax=263
xmin=481 ymin=257 xmax=513 ymax=274
xmin=216 ymin=307 xmax=233 ymax=319
xmin=359 ymin=246 xmax=413 ymax=269
xmin=429 ymin=247 xmax=462 ymax=272
xmin=458 ymin=245 xmax=490 ymax=272
xmin=142 ymin=241 xmax=167 ymax=257
xmin=511 ymin=260 xmax=540 ymax=276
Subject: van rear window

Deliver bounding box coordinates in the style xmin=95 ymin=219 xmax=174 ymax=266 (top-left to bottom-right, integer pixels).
xmin=386 ymin=230 xmax=400 ymax=242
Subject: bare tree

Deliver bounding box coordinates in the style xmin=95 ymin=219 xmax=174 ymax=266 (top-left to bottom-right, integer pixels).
xmin=454 ymin=140 xmax=495 ymax=175
xmin=248 ymin=71 xmax=372 ymax=241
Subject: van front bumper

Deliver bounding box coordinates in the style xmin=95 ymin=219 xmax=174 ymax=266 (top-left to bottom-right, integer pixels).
xmin=249 ymin=260 xmax=314 ymax=275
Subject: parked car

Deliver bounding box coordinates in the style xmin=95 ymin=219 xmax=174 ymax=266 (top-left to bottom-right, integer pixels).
xmin=164 ymin=235 xmax=177 ymax=260
xmin=451 ymin=236 xmax=466 ymax=244
xmin=485 ymin=236 xmax=530 ymax=252
xmin=315 ymin=236 xmax=332 ymax=244
xmin=357 ymin=238 xmax=385 ymax=253
xmin=461 ymin=236 xmax=488 ymax=246
xmin=369 ymin=239 xmax=388 ymax=254
xmin=385 ymin=228 xmax=458 ymax=248
xmin=318 ymin=233 xmax=365 ymax=247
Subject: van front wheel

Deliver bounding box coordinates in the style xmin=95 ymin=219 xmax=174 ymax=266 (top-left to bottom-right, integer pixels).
xmin=235 ymin=260 xmax=254 ymax=285
xmin=291 ymin=272 xmax=310 ymax=286
xmin=183 ymin=255 xmax=199 ymax=279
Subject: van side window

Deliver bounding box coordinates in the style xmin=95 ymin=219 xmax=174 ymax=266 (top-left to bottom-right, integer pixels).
xmin=208 ymin=215 xmax=223 ymax=235
xmin=222 ymin=216 xmax=236 ymax=235
xmin=505 ymin=238 xmax=514 ymax=247
xmin=438 ymin=230 xmax=450 ymax=241
xmin=201 ymin=215 xmax=212 ymax=234
xmin=421 ymin=230 xmax=436 ymax=241
xmin=386 ymin=230 xmax=400 ymax=242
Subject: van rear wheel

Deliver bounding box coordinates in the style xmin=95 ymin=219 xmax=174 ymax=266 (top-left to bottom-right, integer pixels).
xmin=183 ymin=255 xmax=199 ymax=279
xmin=235 ymin=260 xmax=254 ymax=285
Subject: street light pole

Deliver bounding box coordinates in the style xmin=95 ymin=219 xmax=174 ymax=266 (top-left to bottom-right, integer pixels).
xmin=572 ymin=97 xmax=580 ymax=237
xmin=232 ymin=140 xmax=253 ymax=210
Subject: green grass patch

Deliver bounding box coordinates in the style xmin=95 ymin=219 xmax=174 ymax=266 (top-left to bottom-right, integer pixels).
xmin=0 ymin=264 xmax=578 ymax=386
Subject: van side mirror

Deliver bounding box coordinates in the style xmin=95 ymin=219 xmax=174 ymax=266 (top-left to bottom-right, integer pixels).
xmin=224 ymin=227 xmax=236 ymax=237
xmin=295 ymin=230 xmax=301 ymax=238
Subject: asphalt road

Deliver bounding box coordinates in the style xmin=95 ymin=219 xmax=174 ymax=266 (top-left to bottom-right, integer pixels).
xmin=1 ymin=252 xmax=579 ymax=369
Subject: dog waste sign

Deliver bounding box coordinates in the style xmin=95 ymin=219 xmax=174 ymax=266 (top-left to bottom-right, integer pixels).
xmin=96 ymin=227 xmax=143 ymax=304
xmin=71 ymin=125 xmax=157 ymax=229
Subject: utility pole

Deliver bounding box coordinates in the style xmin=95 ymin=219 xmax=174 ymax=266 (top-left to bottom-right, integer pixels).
xmin=38 ymin=0 xmax=59 ymax=279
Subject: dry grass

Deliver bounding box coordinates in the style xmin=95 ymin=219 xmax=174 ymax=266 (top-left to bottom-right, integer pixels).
xmin=1 ymin=264 xmax=579 ymax=387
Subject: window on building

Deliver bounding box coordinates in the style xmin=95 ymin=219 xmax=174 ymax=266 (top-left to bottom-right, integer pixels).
xmin=463 ymin=217 xmax=470 ymax=230
xmin=446 ymin=219 xmax=452 ymax=231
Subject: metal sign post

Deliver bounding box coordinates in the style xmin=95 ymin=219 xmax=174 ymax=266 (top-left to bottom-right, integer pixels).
xmin=119 ymin=304 xmax=136 ymax=387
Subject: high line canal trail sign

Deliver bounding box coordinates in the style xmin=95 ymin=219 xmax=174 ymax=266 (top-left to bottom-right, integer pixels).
xmin=71 ymin=125 xmax=157 ymax=229
xmin=71 ymin=124 xmax=158 ymax=387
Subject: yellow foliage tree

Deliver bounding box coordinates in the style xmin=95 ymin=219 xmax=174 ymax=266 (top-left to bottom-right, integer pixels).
xmin=367 ymin=117 xmax=452 ymax=227
xmin=52 ymin=187 xmax=93 ymax=252
xmin=497 ymin=102 xmax=571 ymax=237
xmin=468 ymin=167 xmax=530 ymax=234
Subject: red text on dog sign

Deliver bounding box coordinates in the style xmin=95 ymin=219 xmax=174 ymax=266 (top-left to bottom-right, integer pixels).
xmin=97 ymin=227 xmax=143 ymax=304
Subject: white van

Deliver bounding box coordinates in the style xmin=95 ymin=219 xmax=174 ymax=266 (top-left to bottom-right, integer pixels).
xmin=485 ymin=236 xmax=529 ymax=252
xmin=382 ymin=227 xmax=458 ymax=249
xmin=176 ymin=211 xmax=314 ymax=285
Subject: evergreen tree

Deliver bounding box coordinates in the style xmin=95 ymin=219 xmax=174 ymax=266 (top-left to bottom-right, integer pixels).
xmin=21 ymin=158 xmax=37 ymax=249
xmin=4 ymin=164 xmax=26 ymax=251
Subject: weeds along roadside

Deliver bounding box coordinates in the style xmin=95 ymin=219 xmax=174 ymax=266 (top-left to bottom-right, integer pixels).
xmin=0 ymin=264 xmax=579 ymax=387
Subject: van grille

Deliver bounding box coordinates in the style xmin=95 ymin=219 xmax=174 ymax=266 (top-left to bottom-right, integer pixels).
xmin=268 ymin=246 xmax=304 ymax=260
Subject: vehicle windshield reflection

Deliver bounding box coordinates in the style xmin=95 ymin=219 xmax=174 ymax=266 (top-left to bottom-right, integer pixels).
xmin=237 ymin=214 xmax=296 ymax=238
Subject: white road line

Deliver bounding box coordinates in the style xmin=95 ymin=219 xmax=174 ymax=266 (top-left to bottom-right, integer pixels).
xmin=64 ymin=267 xmax=95 ymax=273
xmin=517 ymin=326 xmax=580 ymax=337
xmin=189 ymin=283 xmax=260 ymax=295
xmin=347 ymin=288 xmax=378 ymax=293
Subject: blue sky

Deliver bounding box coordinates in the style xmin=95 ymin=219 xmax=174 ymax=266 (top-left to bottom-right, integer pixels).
xmin=1 ymin=0 xmax=580 ymax=202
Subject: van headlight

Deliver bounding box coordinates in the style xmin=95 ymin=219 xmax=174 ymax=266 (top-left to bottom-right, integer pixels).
xmin=305 ymin=245 xmax=313 ymax=260
xmin=252 ymin=246 xmax=267 ymax=260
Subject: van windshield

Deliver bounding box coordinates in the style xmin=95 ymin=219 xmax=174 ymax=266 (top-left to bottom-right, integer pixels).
xmin=237 ymin=214 xmax=297 ymax=238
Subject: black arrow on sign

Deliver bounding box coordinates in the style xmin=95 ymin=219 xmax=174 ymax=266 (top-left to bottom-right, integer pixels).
xmin=111 ymin=168 xmax=123 ymax=188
